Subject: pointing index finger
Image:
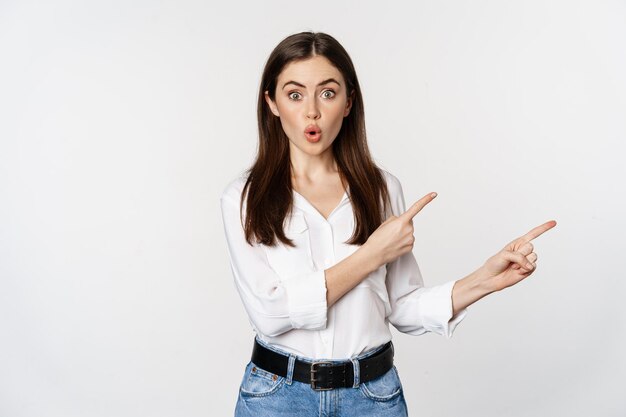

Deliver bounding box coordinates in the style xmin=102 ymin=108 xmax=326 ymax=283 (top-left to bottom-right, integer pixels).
xmin=521 ymin=220 xmax=557 ymax=242
xmin=400 ymin=192 xmax=438 ymax=221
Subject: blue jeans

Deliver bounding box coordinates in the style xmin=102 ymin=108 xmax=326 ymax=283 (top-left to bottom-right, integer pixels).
xmin=234 ymin=337 xmax=409 ymax=417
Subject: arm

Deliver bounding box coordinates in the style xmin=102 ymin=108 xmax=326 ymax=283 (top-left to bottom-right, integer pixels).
xmin=220 ymin=192 xmax=328 ymax=337
xmin=368 ymin=172 xmax=556 ymax=335
xmin=451 ymin=268 xmax=495 ymax=317
xmin=220 ymin=188 xmax=381 ymax=335
xmin=451 ymin=220 xmax=557 ymax=316
xmin=325 ymin=244 xmax=380 ymax=308
xmin=382 ymin=175 xmax=468 ymax=338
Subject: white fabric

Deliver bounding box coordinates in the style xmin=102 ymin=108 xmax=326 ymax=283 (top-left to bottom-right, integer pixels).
xmin=220 ymin=168 xmax=468 ymax=360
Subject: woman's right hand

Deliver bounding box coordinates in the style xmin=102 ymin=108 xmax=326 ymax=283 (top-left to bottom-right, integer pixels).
xmin=363 ymin=192 xmax=439 ymax=267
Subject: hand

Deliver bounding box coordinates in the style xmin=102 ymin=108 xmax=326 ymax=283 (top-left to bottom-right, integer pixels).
xmin=364 ymin=192 xmax=438 ymax=266
xmin=481 ymin=220 xmax=557 ymax=292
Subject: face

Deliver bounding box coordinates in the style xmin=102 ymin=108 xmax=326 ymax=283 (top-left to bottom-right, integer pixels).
xmin=265 ymin=55 xmax=353 ymax=159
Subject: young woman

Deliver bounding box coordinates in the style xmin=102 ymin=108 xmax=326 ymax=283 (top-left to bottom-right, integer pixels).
xmin=220 ymin=31 xmax=556 ymax=417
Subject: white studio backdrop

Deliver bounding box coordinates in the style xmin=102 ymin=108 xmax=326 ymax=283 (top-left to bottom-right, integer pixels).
xmin=0 ymin=0 xmax=624 ymax=416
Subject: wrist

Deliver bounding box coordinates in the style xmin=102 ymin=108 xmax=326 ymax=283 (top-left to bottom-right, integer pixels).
xmin=471 ymin=264 xmax=500 ymax=295
xmin=452 ymin=266 xmax=496 ymax=314
xmin=359 ymin=242 xmax=383 ymax=273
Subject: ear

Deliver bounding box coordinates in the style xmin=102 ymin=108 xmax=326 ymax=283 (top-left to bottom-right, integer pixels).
xmin=264 ymin=90 xmax=280 ymax=117
xmin=343 ymin=90 xmax=355 ymax=117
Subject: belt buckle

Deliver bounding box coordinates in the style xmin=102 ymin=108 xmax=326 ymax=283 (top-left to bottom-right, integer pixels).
xmin=310 ymin=361 xmax=334 ymax=391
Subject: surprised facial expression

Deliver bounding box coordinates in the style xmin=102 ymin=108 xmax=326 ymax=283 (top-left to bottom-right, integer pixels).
xmin=265 ymin=55 xmax=353 ymax=158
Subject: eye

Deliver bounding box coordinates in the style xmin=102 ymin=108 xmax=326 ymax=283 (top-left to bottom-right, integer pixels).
xmin=288 ymin=92 xmax=302 ymax=101
xmin=322 ymin=89 xmax=336 ymax=99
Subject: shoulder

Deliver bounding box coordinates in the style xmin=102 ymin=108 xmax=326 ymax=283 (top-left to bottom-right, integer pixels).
xmin=378 ymin=166 xmax=403 ymax=196
xmin=220 ymin=172 xmax=250 ymax=203
xmin=377 ymin=167 xmax=406 ymax=216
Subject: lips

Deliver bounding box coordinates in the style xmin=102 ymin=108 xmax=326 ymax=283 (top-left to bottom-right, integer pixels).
xmin=304 ymin=124 xmax=322 ymax=143
xmin=304 ymin=124 xmax=321 ymax=135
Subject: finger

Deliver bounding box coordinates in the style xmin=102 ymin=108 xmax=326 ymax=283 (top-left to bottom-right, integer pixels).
xmin=400 ymin=192 xmax=438 ymax=221
xmin=511 ymin=253 xmax=537 ymax=269
xmin=514 ymin=252 xmax=538 ymax=269
xmin=519 ymin=242 xmax=534 ymax=256
xmin=502 ymin=250 xmax=535 ymax=271
xmin=521 ymin=220 xmax=557 ymax=242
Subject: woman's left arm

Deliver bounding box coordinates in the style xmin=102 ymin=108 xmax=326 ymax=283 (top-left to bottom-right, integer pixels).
xmin=451 ymin=220 xmax=557 ymax=316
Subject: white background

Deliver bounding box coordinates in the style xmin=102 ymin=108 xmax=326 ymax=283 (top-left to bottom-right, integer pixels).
xmin=1 ymin=1 xmax=624 ymax=416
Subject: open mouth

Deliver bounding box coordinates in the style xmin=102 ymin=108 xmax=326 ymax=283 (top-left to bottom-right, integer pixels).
xmin=304 ymin=125 xmax=322 ymax=141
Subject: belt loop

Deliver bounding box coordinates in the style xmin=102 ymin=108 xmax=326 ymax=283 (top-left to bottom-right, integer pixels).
xmin=350 ymin=357 xmax=360 ymax=388
xmin=286 ymin=354 xmax=296 ymax=385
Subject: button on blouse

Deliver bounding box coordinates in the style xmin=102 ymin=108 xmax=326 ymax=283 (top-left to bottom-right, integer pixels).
xmin=220 ymin=168 xmax=468 ymax=360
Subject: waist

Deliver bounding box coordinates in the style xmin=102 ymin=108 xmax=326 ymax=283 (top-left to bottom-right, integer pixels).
xmin=254 ymin=321 xmax=393 ymax=359
xmin=251 ymin=336 xmax=395 ymax=391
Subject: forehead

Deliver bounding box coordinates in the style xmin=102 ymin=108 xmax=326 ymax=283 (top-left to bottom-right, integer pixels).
xmin=278 ymin=55 xmax=344 ymax=85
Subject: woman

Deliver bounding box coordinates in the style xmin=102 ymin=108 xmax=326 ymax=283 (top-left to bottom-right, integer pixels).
xmin=220 ymin=31 xmax=556 ymax=417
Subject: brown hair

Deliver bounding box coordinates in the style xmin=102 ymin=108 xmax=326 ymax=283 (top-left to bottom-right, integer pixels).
xmin=241 ymin=31 xmax=390 ymax=247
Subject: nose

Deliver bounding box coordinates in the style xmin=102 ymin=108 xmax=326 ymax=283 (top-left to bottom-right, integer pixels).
xmin=306 ymin=98 xmax=320 ymax=120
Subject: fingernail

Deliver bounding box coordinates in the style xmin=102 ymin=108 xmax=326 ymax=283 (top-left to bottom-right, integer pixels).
xmin=431 ymin=192 xmax=437 ymax=198
xmin=526 ymin=263 xmax=534 ymax=269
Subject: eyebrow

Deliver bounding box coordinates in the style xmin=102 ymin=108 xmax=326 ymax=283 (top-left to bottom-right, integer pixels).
xmin=282 ymin=78 xmax=341 ymax=90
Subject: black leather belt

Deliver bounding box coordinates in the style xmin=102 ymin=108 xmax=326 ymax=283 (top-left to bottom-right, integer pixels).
xmin=250 ymin=338 xmax=394 ymax=391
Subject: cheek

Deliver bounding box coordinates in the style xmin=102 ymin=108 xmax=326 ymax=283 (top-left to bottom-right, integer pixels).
xmin=278 ymin=112 xmax=299 ymax=132
xmin=327 ymin=103 xmax=347 ymax=126
xmin=275 ymin=103 xmax=298 ymax=126
xmin=328 ymin=97 xmax=348 ymax=115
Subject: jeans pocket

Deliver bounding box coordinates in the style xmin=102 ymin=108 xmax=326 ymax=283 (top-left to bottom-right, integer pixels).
xmin=239 ymin=361 xmax=286 ymax=398
xmin=359 ymin=365 xmax=403 ymax=402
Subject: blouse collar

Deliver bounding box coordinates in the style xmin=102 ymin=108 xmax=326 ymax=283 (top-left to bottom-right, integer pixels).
xmin=292 ymin=187 xmax=350 ymax=221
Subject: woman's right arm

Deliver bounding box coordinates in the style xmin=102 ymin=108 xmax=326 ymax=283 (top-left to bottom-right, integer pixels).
xmin=221 ymin=192 xmax=329 ymax=337
xmin=324 ymin=245 xmax=381 ymax=308
xmin=221 ymin=186 xmax=386 ymax=334
xmin=323 ymin=192 xmax=437 ymax=308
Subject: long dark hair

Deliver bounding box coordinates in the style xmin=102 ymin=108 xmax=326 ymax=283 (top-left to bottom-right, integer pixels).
xmin=241 ymin=31 xmax=390 ymax=247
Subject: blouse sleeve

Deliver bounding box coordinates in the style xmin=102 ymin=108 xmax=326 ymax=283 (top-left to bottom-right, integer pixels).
xmin=383 ymin=173 xmax=468 ymax=338
xmin=220 ymin=185 xmax=328 ymax=338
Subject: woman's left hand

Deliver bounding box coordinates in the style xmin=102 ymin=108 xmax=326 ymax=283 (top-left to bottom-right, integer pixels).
xmin=480 ymin=220 xmax=557 ymax=292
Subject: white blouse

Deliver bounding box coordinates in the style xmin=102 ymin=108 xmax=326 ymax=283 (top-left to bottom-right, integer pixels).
xmin=220 ymin=168 xmax=468 ymax=360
